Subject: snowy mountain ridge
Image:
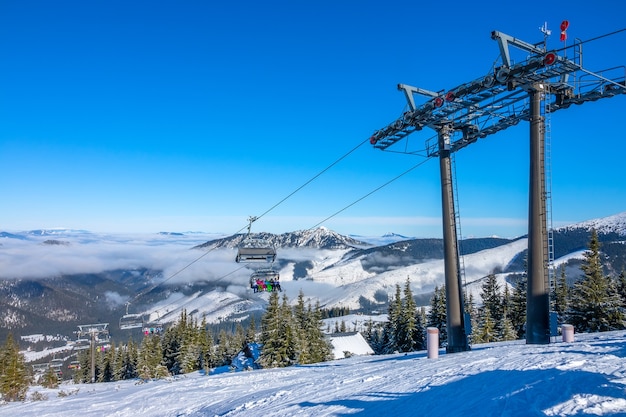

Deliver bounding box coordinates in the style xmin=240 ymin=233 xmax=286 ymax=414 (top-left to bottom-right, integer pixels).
xmin=558 ymin=211 xmax=626 ymax=236
xmin=1 ymin=211 xmax=626 ymax=338
xmin=194 ymin=226 xmax=371 ymax=250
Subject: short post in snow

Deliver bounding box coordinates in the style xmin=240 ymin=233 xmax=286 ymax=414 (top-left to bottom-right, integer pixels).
xmin=427 ymin=327 xmax=439 ymax=359
xmin=562 ymin=324 xmax=574 ymax=343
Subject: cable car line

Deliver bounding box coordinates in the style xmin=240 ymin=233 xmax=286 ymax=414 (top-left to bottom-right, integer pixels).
xmin=120 ymin=137 xmax=430 ymax=327
xmin=554 ymin=27 xmax=626 ymax=53
xmin=307 ymin=156 xmax=432 ymax=231
xmin=252 ymin=137 xmax=371 ymax=224
xmin=120 ymin=138 xmax=370 ymax=324
xmin=143 ymin=263 xmax=251 ymax=321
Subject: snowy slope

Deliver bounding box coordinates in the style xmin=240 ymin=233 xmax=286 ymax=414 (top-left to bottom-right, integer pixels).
xmin=6 ymin=330 xmax=626 ymax=416
xmin=559 ymin=211 xmax=626 ymax=236
xmin=306 ymin=238 xmax=528 ymax=310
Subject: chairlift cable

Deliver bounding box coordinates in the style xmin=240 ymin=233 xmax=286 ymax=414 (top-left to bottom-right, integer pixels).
xmin=552 ymin=27 xmax=626 ymax=53
xmin=121 ymin=138 xmax=370 ymax=318
xmin=145 ymin=263 xmax=251 ymax=319
xmin=306 ymin=156 xmax=432 ymax=231
xmin=123 ymin=138 xmax=427 ymax=319
xmin=252 ymin=138 xmax=370 ymax=223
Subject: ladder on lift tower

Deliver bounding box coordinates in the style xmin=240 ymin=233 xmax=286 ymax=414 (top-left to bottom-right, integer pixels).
xmin=543 ymin=86 xmax=555 ymax=295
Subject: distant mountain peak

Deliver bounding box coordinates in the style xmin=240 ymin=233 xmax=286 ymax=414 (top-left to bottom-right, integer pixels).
xmin=195 ymin=226 xmax=370 ymax=250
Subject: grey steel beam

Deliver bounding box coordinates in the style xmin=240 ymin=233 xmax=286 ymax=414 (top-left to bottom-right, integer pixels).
xmin=437 ymin=124 xmax=469 ymax=353
xmin=526 ymin=83 xmax=550 ymax=344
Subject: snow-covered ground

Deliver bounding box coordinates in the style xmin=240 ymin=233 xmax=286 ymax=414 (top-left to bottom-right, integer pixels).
xmin=6 ymin=330 xmax=626 ymax=416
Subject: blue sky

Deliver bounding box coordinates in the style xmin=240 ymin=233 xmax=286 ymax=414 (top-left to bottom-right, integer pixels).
xmin=1 ymin=0 xmax=625 ymax=238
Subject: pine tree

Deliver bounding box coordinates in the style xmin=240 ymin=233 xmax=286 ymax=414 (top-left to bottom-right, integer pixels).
xmin=396 ymin=278 xmax=419 ymax=352
xmin=567 ymin=230 xmax=625 ymax=332
xmin=138 ymin=334 xmax=168 ymax=380
xmin=294 ymin=291 xmax=312 ymax=364
xmin=114 ymin=340 xmax=138 ymax=381
xmin=427 ymin=285 xmax=447 ymax=347
xmin=258 ymin=291 xmax=282 ymax=368
xmin=198 ymin=317 xmax=216 ymax=373
xmin=465 ymin=293 xmax=479 ymax=345
xmin=233 ymin=323 xmax=246 ymax=351
xmin=161 ymin=310 xmax=188 ymax=374
xmin=40 ymin=366 xmax=59 ymax=388
xmin=412 ymin=306 xmax=426 ymax=351
xmin=180 ymin=317 xmax=201 ymax=374
xmin=476 ymin=305 xmax=497 ymax=343
xmin=501 ymin=284 xmax=511 ymax=324
xmin=616 ymin=270 xmax=626 ymax=307
xmin=73 ymin=349 xmax=91 ymax=383
xmin=379 ymin=322 xmax=395 ymax=354
xmin=480 ymin=273 xmax=503 ymax=335
xmin=380 ymin=284 xmax=402 ymax=353
xmin=300 ymin=301 xmax=332 ymax=364
xmin=499 ymin=315 xmax=518 ymax=341
xmin=367 ymin=327 xmax=384 ymax=355
xmin=216 ymin=328 xmax=241 ymax=367
xmin=97 ymin=344 xmax=115 ymax=382
xmin=312 ymin=301 xmax=333 ymax=362
xmin=0 ymin=334 xmax=30 ymax=401
xmin=246 ymin=315 xmax=257 ymax=343
xmin=278 ymin=294 xmax=299 ymax=366
xmin=499 ymin=284 xmax=518 ymax=341
xmin=509 ymin=275 xmax=527 ymax=339
xmin=553 ymin=265 xmax=569 ymax=322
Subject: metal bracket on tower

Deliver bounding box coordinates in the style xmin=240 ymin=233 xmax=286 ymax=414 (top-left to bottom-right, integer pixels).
xmin=491 ymin=30 xmax=547 ymax=68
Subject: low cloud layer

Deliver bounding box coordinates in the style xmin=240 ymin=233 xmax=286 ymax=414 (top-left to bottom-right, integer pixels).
xmin=0 ymin=234 xmax=247 ymax=284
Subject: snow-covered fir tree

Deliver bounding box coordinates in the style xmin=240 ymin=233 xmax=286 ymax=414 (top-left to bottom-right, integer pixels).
xmin=567 ymin=230 xmax=625 ymax=332
xmin=475 ymin=305 xmax=497 ymax=343
xmin=258 ymin=292 xmax=299 ymax=368
xmin=509 ymin=274 xmax=527 ymax=339
xmin=0 ymin=334 xmax=30 ymax=401
xmin=138 ymin=334 xmax=169 ymax=381
xmin=464 ymin=292 xmax=480 ymax=345
xmin=428 ymin=285 xmax=447 ymax=347
xmin=480 ymin=273 xmax=503 ymax=335
xmin=553 ymin=265 xmax=569 ymax=323
xmin=395 ymin=278 xmax=425 ymax=352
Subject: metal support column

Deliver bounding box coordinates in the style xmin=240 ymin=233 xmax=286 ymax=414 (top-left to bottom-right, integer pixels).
xmin=438 ymin=124 xmax=469 ymax=353
xmin=526 ymin=83 xmax=550 ymax=344
xmin=90 ymin=331 xmax=96 ymax=383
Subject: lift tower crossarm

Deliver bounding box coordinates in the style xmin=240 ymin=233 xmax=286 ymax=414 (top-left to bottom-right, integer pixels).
xmin=397 ymin=84 xmax=441 ymax=111
xmin=370 ymin=31 xmax=625 ymax=156
xmin=491 ymin=30 xmax=546 ymax=67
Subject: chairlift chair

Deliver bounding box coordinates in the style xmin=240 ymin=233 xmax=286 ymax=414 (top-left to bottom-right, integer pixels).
xmin=249 ymin=267 xmax=282 ymax=292
xmin=250 ymin=267 xmax=280 ymax=282
xmin=236 ymin=238 xmax=277 ymax=263
xmin=50 ymin=358 xmax=63 ymax=369
xmin=119 ymin=313 xmax=144 ymax=330
xmin=143 ymin=321 xmax=164 ymax=336
xmin=73 ymin=338 xmax=90 ymax=350
xmin=235 ymin=216 xmax=276 ymax=263
xmin=120 ymin=302 xmax=144 ymax=330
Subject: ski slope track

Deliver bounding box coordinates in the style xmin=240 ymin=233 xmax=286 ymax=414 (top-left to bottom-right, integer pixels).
xmin=7 ymin=330 xmax=626 ymax=416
